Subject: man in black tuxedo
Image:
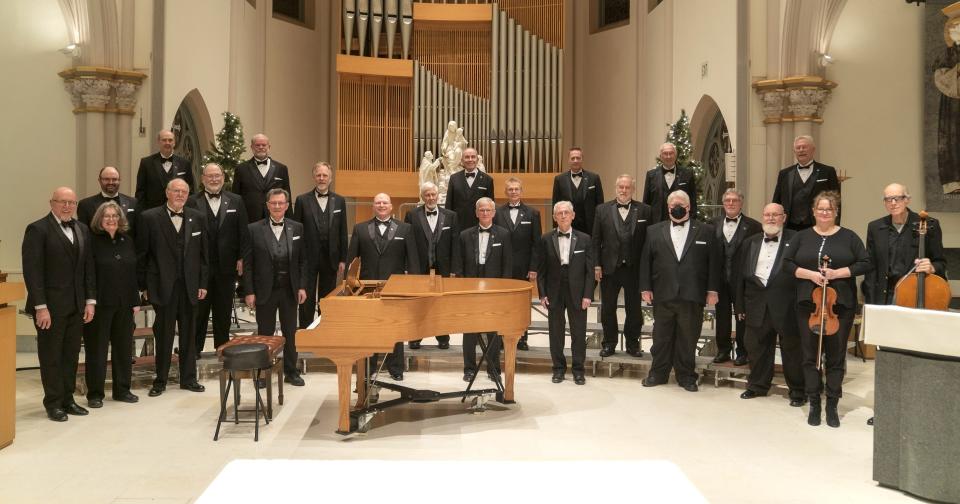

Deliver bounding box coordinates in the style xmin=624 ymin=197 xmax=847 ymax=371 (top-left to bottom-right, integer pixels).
xmin=243 ymin=189 xmax=308 ymax=386
xmin=639 ymin=190 xmax=720 ymax=392
xmin=641 ymin=142 xmax=698 ymax=223
xmin=77 ymin=166 xmax=139 ymax=234
xmin=232 ymin=134 xmax=291 ymax=223
xmin=494 ymin=177 xmax=541 ymax=350
xmin=771 ymin=135 xmax=841 ymax=231
xmin=404 ymin=181 xmax=459 ymax=349
xmin=734 ymin=203 xmax=804 ymax=405
xmin=551 ymin=147 xmax=604 ymax=235
xmin=187 ymin=163 xmax=249 ymax=354
xmin=135 ymin=130 xmax=194 ymax=211
xmin=710 ymin=189 xmax=762 ymax=365
xmin=536 ymin=201 xmax=595 ymax=385
xmin=136 ymin=178 xmax=209 ymax=397
xmin=346 ymin=193 xmax=420 ymax=380
xmin=293 ymin=162 xmax=348 ymax=329
xmin=445 ymin=147 xmax=494 ymax=229
xmin=22 ymin=187 xmax=96 ymax=421
xmin=591 ymin=175 xmax=652 ymax=358
xmin=457 ymin=198 xmax=512 ymax=382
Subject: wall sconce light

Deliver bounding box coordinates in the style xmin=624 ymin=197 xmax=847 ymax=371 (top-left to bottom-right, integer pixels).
xmin=819 ymin=53 xmax=834 ymax=66
xmin=59 ymin=43 xmax=79 ymax=57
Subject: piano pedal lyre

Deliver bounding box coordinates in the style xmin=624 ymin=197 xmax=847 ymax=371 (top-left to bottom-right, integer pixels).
xmin=356 ymin=411 xmax=377 ymax=433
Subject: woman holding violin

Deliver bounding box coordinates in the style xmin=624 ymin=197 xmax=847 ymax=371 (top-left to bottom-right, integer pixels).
xmin=782 ymin=191 xmax=872 ymax=428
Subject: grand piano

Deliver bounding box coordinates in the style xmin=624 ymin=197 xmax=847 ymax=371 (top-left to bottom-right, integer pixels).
xmin=296 ymin=268 xmax=533 ymax=434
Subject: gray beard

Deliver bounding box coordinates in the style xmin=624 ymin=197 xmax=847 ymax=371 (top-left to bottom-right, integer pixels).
xmin=762 ymin=223 xmax=782 ymax=236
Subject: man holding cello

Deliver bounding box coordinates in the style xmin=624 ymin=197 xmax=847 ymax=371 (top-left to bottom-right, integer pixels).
xmin=862 ymin=183 xmax=948 ymax=425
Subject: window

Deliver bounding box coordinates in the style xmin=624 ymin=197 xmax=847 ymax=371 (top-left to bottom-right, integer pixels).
xmin=591 ymin=0 xmax=630 ymax=34
xmin=273 ymin=0 xmax=315 ymax=30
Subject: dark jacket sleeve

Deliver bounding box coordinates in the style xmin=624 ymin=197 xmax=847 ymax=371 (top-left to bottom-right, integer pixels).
xmin=501 ymin=231 xmax=513 ymax=279
xmin=444 ymin=179 xmax=456 ymax=213
xmin=450 ymin=214 xmax=462 ymax=277
xmin=21 ymin=223 xmax=46 ymax=309
xmin=336 ymin=198 xmax=348 ymax=264
xmin=781 ymin=231 xmax=801 ymax=276
xmin=536 ymin=236 xmax=548 ymax=298
xmin=529 ymin=209 xmax=542 ymax=273
xmin=297 ymin=224 xmax=309 ymax=290
xmin=81 ymin=224 xmax=96 ymax=301
xmin=640 ymin=171 xmax=653 ymax=207
xmin=198 ymin=218 xmax=209 ymax=290
xmin=135 ymin=213 xmax=150 ymax=290
xmin=593 ymin=175 xmax=604 ymax=207
xmin=237 ymin=202 xmax=252 ymax=266
xmin=846 ymin=231 xmax=872 ymax=278
xmin=771 ymin=170 xmax=784 ymax=206
xmin=590 ymin=207 xmax=603 ymax=270
xmin=639 ymin=235 xmax=653 ymax=293
xmin=734 ymin=241 xmax=749 ymax=315
xmin=231 ymin=168 xmax=244 ymax=198
xmin=346 ymin=225 xmax=360 ymax=267
xmin=134 ymin=158 xmax=148 ymax=205
xmin=241 ymin=224 xmax=256 ymax=296
xmin=551 ymin=176 xmax=561 ymax=207
xmin=687 ymin=170 xmax=699 ymax=221
xmin=404 ymin=228 xmax=420 ymax=274
xmin=862 ymin=225 xmax=879 ymax=304
xmin=582 ymin=235 xmax=596 ymax=300
xmin=706 ymin=224 xmax=720 ymax=293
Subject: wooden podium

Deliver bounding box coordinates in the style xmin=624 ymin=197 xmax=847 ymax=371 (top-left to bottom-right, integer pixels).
xmin=0 ymin=279 xmax=25 ymax=450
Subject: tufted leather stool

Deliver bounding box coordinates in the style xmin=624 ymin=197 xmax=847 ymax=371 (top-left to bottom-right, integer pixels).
xmin=214 ymin=343 xmax=271 ymax=441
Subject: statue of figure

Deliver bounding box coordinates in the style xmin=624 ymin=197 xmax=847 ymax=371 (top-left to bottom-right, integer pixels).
xmin=440 ymin=121 xmax=465 ymax=173
xmin=436 ymin=167 xmax=449 ymax=205
xmin=418 ymin=151 xmax=441 ymax=195
xmin=477 ymin=154 xmax=486 ymax=173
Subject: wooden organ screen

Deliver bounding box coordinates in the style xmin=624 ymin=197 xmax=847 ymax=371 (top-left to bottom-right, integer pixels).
xmin=337 ymin=74 xmax=413 ymax=172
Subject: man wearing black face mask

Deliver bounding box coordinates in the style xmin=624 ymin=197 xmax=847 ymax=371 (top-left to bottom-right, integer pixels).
xmin=639 ymin=190 xmax=720 ymax=392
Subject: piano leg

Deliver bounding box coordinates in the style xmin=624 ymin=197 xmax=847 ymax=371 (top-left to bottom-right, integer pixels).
xmin=333 ymin=358 xmax=355 ymax=434
xmin=355 ymin=358 xmax=367 ymax=408
xmin=500 ymin=332 xmax=520 ymax=404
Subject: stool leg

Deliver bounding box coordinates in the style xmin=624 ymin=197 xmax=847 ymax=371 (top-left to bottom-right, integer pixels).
xmin=214 ymin=374 xmax=232 ymax=441
xmin=232 ymin=371 xmax=241 ymax=424
xmin=277 ymin=359 xmax=284 ymax=405
xmin=253 ymin=369 xmax=261 ymax=442
xmin=266 ymin=367 xmax=274 ymax=420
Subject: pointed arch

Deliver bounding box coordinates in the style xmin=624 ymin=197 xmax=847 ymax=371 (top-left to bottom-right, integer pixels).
xmin=172 ymin=89 xmax=215 ymax=183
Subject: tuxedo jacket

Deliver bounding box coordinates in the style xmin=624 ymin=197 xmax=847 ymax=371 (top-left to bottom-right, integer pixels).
xmin=494 ymin=202 xmax=542 ymax=279
xmin=22 ymin=214 xmax=96 ymax=316
xmin=90 ymin=231 xmax=140 ymax=309
xmin=862 ymin=210 xmax=947 ymax=305
xmin=187 ymin=191 xmax=250 ymax=278
xmin=536 ymin=229 xmax=596 ymax=303
xmin=455 ymin=225 xmax=512 ymax=279
xmin=77 ymin=193 xmax=139 ymax=234
xmin=231 ymin=157 xmax=291 ymax=223
xmin=445 ymin=170 xmax=494 ymax=229
xmin=242 ymin=219 xmax=308 ymax=302
xmin=347 ymin=218 xmax=420 ymax=281
xmin=639 ymin=220 xmax=720 ymax=304
xmin=293 ymin=190 xmax=349 ymax=272
xmin=551 ymin=170 xmax=604 ymax=234
xmin=641 ymin=165 xmax=698 ymax=223
xmin=771 ymin=161 xmax=841 ymax=227
xmin=404 ymin=206 xmax=460 ymax=276
xmin=734 ymin=229 xmax=798 ymax=334
xmin=709 ymin=213 xmax=762 ymax=286
xmin=135 ymin=205 xmax=209 ymax=306
xmin=590 ymin=199 xmax=652 ymax=273
xmin=135 ymin=152 xmax=194 ymax=211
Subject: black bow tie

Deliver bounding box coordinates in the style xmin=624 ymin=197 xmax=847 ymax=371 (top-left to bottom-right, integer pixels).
xmin=426 ymin=210 xmax=438 ymax=216
xmin=60 ymin=220 xmax=75 ymax=229
xmin=571 ymin=172 xmax=583 ymax=179
xmin=672 ymin=221 xmax=685 ymax=227
xmin=509 ymin=204 xmax=521 ymax=209
xmin=479 ymin=228 xmax=491 ymax=233
xmin=315 ymin=191 xmax=328 ymax=199
xmin=104 ymin=195 xmax=119 ymax=202
xmin=465 ymin=172 xmax=476 ymax=178
xmin=725 ymin=217 xmax=739 ymax=223
xmin=764 ymin=235 xmax=779 ymax=243
xmin=206 ymin=191 xmax=220 ymax=199
xmin=271 ymin=220 xmax=284 ymax=227
xmin=662 ymin=166 xmax=675 ymax=173
xmin=376 ymin=220 xmax=390 ymax=226
xmin=160 ymin=156 xmax=173 ymax=163
xmin=617 ymin=203 xmax=630 ymax=210
xmin=169 ymin=210 xmax=183 ymax=219
xmin=255 ymin=158 xmax=268 ymax=166
xmin=558 ymin=231 xmax=570 ymax=238
xmin=797 ymin=163 xmax=813 ymax=170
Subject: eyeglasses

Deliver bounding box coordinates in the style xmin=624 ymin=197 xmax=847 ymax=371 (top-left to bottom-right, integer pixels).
xmin=815 ymin=208 xmax=835 ymax=214
xmin=52 ymin=199 xmax=78 ymax=207
xmin=761 ymin=213 xmax=784 ymax=218
xmin=882 ymin=195 xmax=908 ymax=204
xmin=267 ymin=201 xmax=288 ymax=207
xmin=102 ymin=214 xmax=120 ymax=220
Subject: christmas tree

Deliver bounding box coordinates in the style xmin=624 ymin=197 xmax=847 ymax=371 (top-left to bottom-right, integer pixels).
xmin=202 ymin=112 xmax=246 ymax=188
xmin=659 ymin=109 xmax=705 ymax=220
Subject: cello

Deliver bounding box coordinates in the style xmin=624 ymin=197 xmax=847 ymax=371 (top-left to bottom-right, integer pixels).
xmin=809 ymin=255 xmax=839 ymax=370
xmin=893 ymin=211 xmax=951 ymax=311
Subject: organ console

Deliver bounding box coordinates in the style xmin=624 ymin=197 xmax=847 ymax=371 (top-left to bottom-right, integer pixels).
xmin=297 ymin=266 xmax=533 ymax=434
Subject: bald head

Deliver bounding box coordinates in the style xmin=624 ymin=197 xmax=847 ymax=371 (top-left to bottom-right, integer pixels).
xmin=373 ymin=192 xmax=393 ymax=220
xmin=251 ymin=134 xmax=271 ymax=160
xmin=761 ymin=203 xmax=786 ymax=235
xmin=49 ymin=187 xmax=78 ymax=220
xmin=98 ymin=166 xmax=121 ymax=196
xmin=882 ymin=183 xmax=911 ymax=221
xmin=157 ymin=130 xmax=175 ymax=156
xmin=201 ymin=163 xmax=225 ymax=192
xmin=165 ymin=178 xmax=190 ymax=210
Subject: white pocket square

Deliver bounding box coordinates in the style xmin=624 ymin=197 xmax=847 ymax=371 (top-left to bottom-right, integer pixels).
xmin=816 ymin=178 xmax=828 ymax=182
xmin=333 ymin=209 xmax=342 ymax=214
xmin=492 ymin=242 xmax=502 ymax=247
xmin=520 ymin=221 xmax=531 ymax=225
xmin=226 ymin=209 xmax=237 ymax=213
xmin=695 ymin=240 xmax=707 ymax=245
xmin=126 ymin=208 xmax=135 ymax=212
xmin=573 ymin=249 xmax=584 ymax=254
xmin=292 ymin=236 xmax=301 ymax=241
xmin=191 ymin=231 xmax=202 ymax=237
xmin=394 ymin=237 xmax=404 ymax=240
xmin=442 ymin=226 xmax=451 ymax=230
xmin=477 ymin=186 xmax=487 ymax=190
xmin=588 ymin=185 xmax=596 ymax=189
xmin=678 ymin=182 xmax=687 ymax=186
xmin=274 ymin=177 xmax=284 ymax=181
xmin=177 ymin=172 xmax=187 ymax=176
xmin=637 ymin=219 xmax=646 ymax=222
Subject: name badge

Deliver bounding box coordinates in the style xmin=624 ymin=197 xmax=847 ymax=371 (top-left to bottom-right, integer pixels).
xmin=492 ymin=242 xmax=502 ymax=247
xmin=191 ymin=231 xmax=202 ymax=237
xmin=292 ymin=236 xmax=301 ymax=241
xmin=226 ymin=209 xmax=237 ymax=213
xmin=333 ymin=209 xmax=342 ymax=214
xmin=695 ymin=240 xmax=706 ymax=245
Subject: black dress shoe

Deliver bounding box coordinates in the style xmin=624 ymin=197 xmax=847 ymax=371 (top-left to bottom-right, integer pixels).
xmin=408 ymin=341 xmax=421 ymax=349
xmin=712 ymin=353 xmax=731 ymax=364
xmin=87 ymin=398 xmax=103 ymax=409
xmin=517 ymin=340 xmax=529 ymax=351
xmin=551 ymin=372 xmax=564 ymax=384
xmin=148 ymin=384 xmax=164 ymax=397
xmin=626 ymin=348 xmax=644 ymax=358
xmin=285 ymin=374 xmax=305 ymax=386
xmin=740 ymin=389 xmax=764 ymax=399
xmin=46 ymin=408 xmax=68 ymax=422
xmin=641 ymin=377 xmax=661 ymax=387
xmin=180 ymin=382 xmax=205 ymax=392
xmin=64 ymin=403 xmax=89 ymax=416
xmin=734 ymin=355 xmax=749 ymax=366
xmin=573 ymin=374 xmax=586 ymax=385
xmin=599 ymin=347 xmax=615 ymax=357
xmin=389 ymin=372 xmax=404 ymax=381
xmin=681 ymin=382 xmax=699 ymax=392
xmin=789 ymin=397 xmax=807 ymax=407
xmin=463 ymin=370 xmax=476 ymax=382
xmin=437 ymin=341 xmax=450 ymax=350
xmin=113 ymin=392 xmax=139 ymax=403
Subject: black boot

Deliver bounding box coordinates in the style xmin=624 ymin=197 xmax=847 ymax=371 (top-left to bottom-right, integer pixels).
xmin=807 ymin=395 xmax=821 ymax=426
xmin=825 ymin=397 xmax=840 ymax=428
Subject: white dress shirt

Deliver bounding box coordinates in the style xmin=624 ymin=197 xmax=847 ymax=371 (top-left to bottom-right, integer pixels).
xmin=205 ymin=191 xmax=222 ymax=217
xmin=478 ymin=225 xmax=492 ymax=264
xmin=464 ymin=169 xmax=477 ymax=188
xmin=376 ymin=219 xmax=390 ymax=236
xmin=670 ymin=220 xmax=689 ymax=259
xmin=161 ymin=155 xmax=173 ymax=173
xmin=57 ymin=217 xmax=75 ymax=244
xmin=663 ymin=166 xmax=677 ymax=188
xmin=797 ymin=162 xmax=814 ymax=183
xmin=617 ymin=201 xmax=630 ymax=221
xmin=558 ymin=229 xmax=572 ymax=265
xmin=167 ymin=205 xmax=183 ymax=233
xmin=425 ymin=206 xmax=439 ymax=232
xmin=256 ymin=158 xmax=271 ymax=178
xmin=754 ymin=232 xmax=782 ymax=286
xmin=722 ymin=214 xmax=740 ymax=242
xmin=270 ymin=219 xmax=285 ymax=241
xmin=509 ymin=204 xmax=520 ymax=225
xmin=570 ymin=170 xmax=582 ymax=189
xmin=315 ymin=189 xmax=329 ymax=212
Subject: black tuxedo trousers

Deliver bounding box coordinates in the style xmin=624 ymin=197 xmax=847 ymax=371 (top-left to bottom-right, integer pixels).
xmin=152 ymin=279 xmax=197 ymax=385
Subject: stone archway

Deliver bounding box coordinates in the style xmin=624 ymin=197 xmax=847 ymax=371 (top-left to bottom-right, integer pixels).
xmin=172 ymin=89 xmax=215 ymax=185
xmin=690 ymin=95 xmax=730 ymax=218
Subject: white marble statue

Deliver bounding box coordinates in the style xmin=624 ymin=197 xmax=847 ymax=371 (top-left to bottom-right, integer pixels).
xmin=418 ymin=151 xmax=442 ymax=196
xmin=477 ymin=154 xmax=486 ymax=173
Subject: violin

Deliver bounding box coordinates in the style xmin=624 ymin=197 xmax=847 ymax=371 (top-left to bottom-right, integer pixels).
xmin=893 ymin=211 xmax=951 ymax=311
xmin=809 ymin=255 xmax=839 ymax=370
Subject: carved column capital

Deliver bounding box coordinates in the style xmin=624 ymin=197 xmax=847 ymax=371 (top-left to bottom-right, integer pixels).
xmin=752 ymin=76 xmax=837 ymax=124
xmin=58 ymin=67 xmax=147 ymax=115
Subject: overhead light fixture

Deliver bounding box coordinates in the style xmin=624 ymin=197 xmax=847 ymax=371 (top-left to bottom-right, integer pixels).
xmin=819 ymin=53 xmax=834 ymax=66
xmin=59 ymin=43 xmax=78 ymax=56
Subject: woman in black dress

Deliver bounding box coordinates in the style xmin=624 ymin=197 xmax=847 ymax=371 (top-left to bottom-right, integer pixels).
xmin=88 ymin=201 xmax=142 ymax=405
xmin=782 ymin=191 xmax=871 ymax=428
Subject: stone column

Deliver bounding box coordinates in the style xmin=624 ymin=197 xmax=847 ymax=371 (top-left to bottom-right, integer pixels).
xmin=753 ymin=76 xmax=836 ymax=168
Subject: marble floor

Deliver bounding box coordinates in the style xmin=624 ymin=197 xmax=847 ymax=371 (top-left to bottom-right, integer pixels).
xmin=2 ymin=347 xmax=919 ymax=504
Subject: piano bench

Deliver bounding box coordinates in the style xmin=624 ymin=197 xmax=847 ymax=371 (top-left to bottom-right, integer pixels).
xmin=214 ymin=343 xmax=273 ymax=442
xmin=216 ymin=336 xmax=286 ymax=420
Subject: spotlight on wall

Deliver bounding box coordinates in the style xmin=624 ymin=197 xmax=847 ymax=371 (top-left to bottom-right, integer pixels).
xmin=59 ymin=43 xmax=79 ymax=56
xmin=819 ymin=53 xmax=835 ymax=66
